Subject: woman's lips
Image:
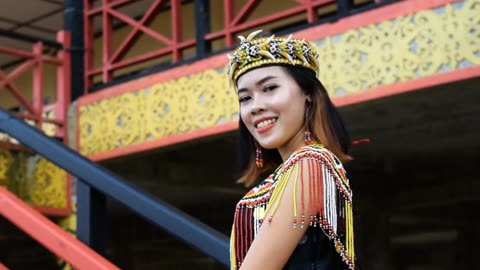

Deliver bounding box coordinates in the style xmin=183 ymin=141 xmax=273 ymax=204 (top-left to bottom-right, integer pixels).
xmin=255 ymin=118 xmax=277 ymax=133
xmin=257 ymin=123 xmax=274 ymax=133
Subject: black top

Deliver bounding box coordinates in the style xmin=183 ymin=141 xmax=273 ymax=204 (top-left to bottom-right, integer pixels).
xmin=284 ymin=227 xmax=346 ymax=270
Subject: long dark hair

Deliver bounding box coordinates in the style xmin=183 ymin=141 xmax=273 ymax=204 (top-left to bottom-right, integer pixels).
xmin=236 ymin=65 xmax=351 ymax=186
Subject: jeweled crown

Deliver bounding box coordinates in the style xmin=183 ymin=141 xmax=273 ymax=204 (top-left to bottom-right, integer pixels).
xmin=227 ymin=30 xmax=319 ymax=86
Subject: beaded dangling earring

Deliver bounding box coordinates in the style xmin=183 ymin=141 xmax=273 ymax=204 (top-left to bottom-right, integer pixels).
xmin=304 ymin=130 xmax=313 ymax=145
xmin=255 ymin=141 xmax=263 ymax=168
xmin=304 ymin=100 xmax=313 ymax=145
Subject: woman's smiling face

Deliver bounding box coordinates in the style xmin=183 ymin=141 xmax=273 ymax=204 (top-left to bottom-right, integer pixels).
xmin=237 ymin=66 xmax=310 ymax=160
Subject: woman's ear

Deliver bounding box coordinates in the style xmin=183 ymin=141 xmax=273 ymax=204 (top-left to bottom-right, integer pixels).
xmin=306 ymin=94 xmax=312 ymax=103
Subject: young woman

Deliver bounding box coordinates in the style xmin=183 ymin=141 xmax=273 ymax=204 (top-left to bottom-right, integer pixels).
xmin=227 ymin=30 xmax=356 ymax=270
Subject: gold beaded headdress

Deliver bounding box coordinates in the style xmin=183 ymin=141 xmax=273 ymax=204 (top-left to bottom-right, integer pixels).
xmin=227 ymin=30 xmax=319 ymax=86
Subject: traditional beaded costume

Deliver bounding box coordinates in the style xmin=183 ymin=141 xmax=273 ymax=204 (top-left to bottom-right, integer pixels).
xmin=230 ymin=144 xmax=355 ymax=270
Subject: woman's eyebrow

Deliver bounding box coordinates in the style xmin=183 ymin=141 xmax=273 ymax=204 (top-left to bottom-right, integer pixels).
xmin=237 ymin=75 xmax=277 ymax=94
xmin=256 ymin=75 xmax=277 ymax=86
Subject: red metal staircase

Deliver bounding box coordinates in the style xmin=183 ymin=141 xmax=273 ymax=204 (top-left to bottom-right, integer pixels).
xmin=0 ymin=186 xmax=119 ymax=270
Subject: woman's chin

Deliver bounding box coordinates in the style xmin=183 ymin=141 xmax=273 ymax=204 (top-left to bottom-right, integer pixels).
xmin=257 ymin=140 xmax=279 ymax=150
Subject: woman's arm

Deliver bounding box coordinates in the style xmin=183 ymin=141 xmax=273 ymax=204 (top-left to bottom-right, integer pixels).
xmin=239 ymin=160 xmax=316 ymax=270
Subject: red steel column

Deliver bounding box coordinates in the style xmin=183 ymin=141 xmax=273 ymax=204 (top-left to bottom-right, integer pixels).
xmin=102 ymin=0 xmax=113 ymax=83
xmin=56 ymin=31 xmax=71 ymax=139
xmin=33 ymin=42 xmax=44 ymax=129
xmin=305 ymin=0 xmax=317 ymax=22
xmin=171 ymin=0 xmax=182 ymax=62
xmin=224 ymin=0 xmax=234 ymax=46
xmin=84 ymin=0 xmax=94 ymax=93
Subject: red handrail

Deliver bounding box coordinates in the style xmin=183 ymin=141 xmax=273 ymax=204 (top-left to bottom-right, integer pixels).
xmin=0 ymin=31 xmax=70 ymax=140
xmin=0 ymin=186 xmax=120 ymax=270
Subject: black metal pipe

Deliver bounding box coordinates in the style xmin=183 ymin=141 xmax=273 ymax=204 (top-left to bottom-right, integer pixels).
xmin=0 ymin=29 xmax=62 ymax=49
xmin=77 ymin=181 xmax=107 ymax=257
xmin=194 ymin=0 xmax=211 ymax=58
xmin=337 ymin=0 xmax=354 ymax=17
xmin=0 ymin=108 xmax=230 ymax=266
xmin=64 ymin=0 xmax=85 ymax=101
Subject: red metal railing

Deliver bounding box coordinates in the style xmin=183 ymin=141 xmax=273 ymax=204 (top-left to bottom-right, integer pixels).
xmin=0 ymin=186 xmax=119 ymax=270
xmin=0 ymin=32 xmax=72 ymax=216
xmin=84 ymin=0 xmax=194 ymax=90
xmin=84 ymin=0 xmax=389 ymax=91
xmin=0 ymin=31 xmax=71 ymax=143
xmin=206 ymin=0 xmax=336 ymax=46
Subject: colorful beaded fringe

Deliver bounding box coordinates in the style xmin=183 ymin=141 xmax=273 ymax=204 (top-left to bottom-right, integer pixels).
xmin=230 ymin=144 xmax=355 ymax=270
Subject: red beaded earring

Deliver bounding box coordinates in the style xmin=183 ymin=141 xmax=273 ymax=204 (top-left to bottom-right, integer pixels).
xmin=255 ymin=141 xmax=263 ymax=168
xmin=304 ymin=130 xmax=313 ymax=145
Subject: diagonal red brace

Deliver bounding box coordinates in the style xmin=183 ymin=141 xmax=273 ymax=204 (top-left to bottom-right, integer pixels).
xmin=0 ymin=186 xmax=120 ymax=270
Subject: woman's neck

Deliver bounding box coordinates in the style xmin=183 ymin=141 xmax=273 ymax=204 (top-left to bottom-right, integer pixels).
xmin=277 ymin=129 xmax=306 ymax=162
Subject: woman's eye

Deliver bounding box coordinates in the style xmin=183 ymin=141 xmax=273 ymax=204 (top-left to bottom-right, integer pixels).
xmin=239 ymin=96 xmax=251 ymax=103
xmin=264 ymin=85 xmax=277 ymax=92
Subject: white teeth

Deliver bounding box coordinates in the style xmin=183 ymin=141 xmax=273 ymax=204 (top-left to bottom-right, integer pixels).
xmin=257 ymin=118 xmax=276 ymax=128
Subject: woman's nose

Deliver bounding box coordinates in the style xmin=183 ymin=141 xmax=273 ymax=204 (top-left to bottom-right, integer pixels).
xmin=250 ymin=95 xmax=265 ymax=114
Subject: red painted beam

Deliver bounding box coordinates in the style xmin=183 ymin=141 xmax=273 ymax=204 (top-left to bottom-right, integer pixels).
xmin=0 ymin=47 xmax=36 ymax=60
xmin=107 ymin=8 xmax=172 ymax=45
xmin=87 ymin=121 xmax=239 ymax=161
xmin=0 ymin=70 xmax=36 ymax=114
xmin=295 ymin=0 xmax=459 ymax=38
xmin=90 ymin=39 xmax=196 ymax=73
xmin=333 ymin=65 xmax=480 ymax=107
xmin=0 ymin=46 xmax=61 ymax=64
xmin=0 ymin=60 xmax=36 ymax=90
xmin=79 ymin=53 xmax=227 ymax=105
xmin=312 ymin=0 xmax=335 ymax=5
xmin=16 ymin=113 xmax=63 ymax=125
xmin=0 ymin=186 xmax=119 ymax=270
xmin=34 ymin=205 xmax=72 ymax=217
xmin=87 ymin=0 xmax=132 ymax=16
xmin=0 ymin=141 xmax=30 ymax=152
xmin=206 ymin=3 xmax=318 ymax=41
xmin=230 ymin=0 xmax=261 ymax=27
xmin=109 ymin=0 xmax=165 ymax=64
